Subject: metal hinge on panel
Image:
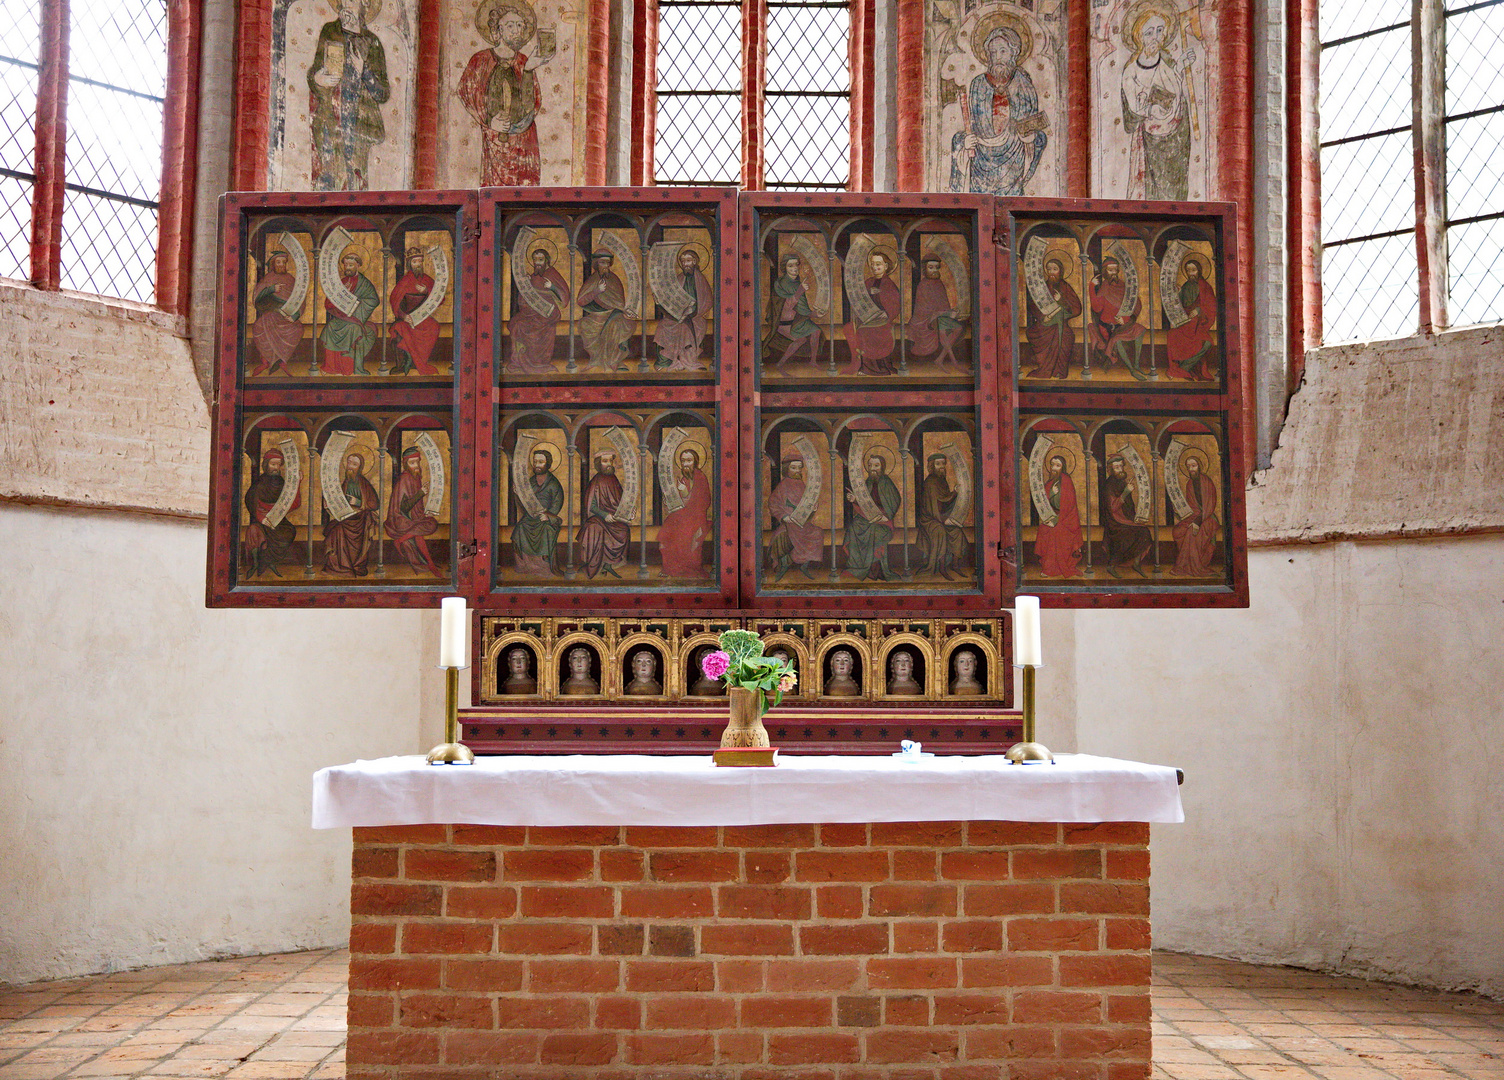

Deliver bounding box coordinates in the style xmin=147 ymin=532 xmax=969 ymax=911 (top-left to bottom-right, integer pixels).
xmin=996 ymin=543 xmax=1015 ymax=561
xmin=461 ymin=223 xmax=482 ymax=245
xmin=992 ymin=229 xmax=1009 ymax=247
xmin=458 ymin=540 xmax=481 ymax=559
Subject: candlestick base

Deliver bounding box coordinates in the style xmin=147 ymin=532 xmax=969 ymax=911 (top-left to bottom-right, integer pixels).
xmin=426 ymin=741 xmax=475 ymax=765
xmin=1005 ymin=741 xmax=1054 ymax=764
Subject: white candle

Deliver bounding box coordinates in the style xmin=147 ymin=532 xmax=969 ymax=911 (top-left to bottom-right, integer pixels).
xmin=439 ymin=597 xmax=469 ymax=668
xmin=1013 ymin=595 xmax=1043 ymax=667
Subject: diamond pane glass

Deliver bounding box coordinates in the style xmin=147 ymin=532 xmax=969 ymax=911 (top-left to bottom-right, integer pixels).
xmin=1444 ymin=6 xmax=1504 ymax=117
xmin=1446 ymin=215 xmax=1504 ymax=327
xmin=0 ymin=173 xmax=31 ymax=281
xmin=655 ymin=94 xmax=741 ymax=184
xmin=66 ymin=80 xmax=165 ymax=204
xmin=767 ymin=6 xmax=849 ymax=93
xmin=1320 ymin=0 xmax=1408 ymax=44
xmin=59 ymin=190 xmax=158 ymax=301
xmin=1322 ymin=233 xmax=1419 ymax=343
xmin=0 ymin=0 xmax=40 ymax=66
xmin=69 ymin=0 xmax=167 ymax=98
xmin=765 ymin=95 xmax=849 ymax=188
xmin=657 ymin=4 xmax=741 ymax=93
xmin=1445 ymin=110 xmax=1504 ymax=222
xmin=1319 ymin=27 xmax=1410 ymax=144
xmin=1320 ymin=130 xmax=1414 ymax=242
xmin=1 ymin=54 xmax=36 ymax=175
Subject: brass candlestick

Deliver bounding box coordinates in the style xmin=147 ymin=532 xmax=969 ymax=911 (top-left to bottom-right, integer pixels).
xmin=426 ymin=666 xmax=475 ymax=765
xmin=1005 ymin=664 xmax=1053 ymax=764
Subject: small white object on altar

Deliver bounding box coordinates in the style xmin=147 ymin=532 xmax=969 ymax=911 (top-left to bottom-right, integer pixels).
xmin=312 ymin=753 xmax=1183 ymax=828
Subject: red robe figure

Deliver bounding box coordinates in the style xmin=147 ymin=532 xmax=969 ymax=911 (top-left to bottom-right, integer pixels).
xmin=457 ymin=0 xmax=554 ymax=186
xmin=656 ymin=447 xmax=712 ymax=578
xmin=1033 ymin=453 xmax=1082 ymax=577
xmin=843 ymin=250 xmax=901 ymax=375
xmin=767 ymin=456 xmax=824 ymax=580
xmin=243 ymin=447 xmax=301 ymax=576
xmin=909 ymin=256 xmax=965 ymax=371
xmin=250 ymin=250 xmax=304 ymax=376
xmin=1165 ymin=256 xmax=1218 ymax=381
xmin=1171 ymin=454 xmax=1220 ymax=576
xmin=577 ymin=451 xmax=629 ymax=578
xmin=385 ymin=446 xmax=443 ymax=575
xmin=507 ymin=247 xmax=570 ymax=373
xmin=1024 ymin=257 xmax=1082 ymax=379
xmin=1087 ymin=256 xmax=1148 ymax=380
xmin=388 ymin=246 xmax=441 ymax=375
xmin=322 ymin=452 xmax=380 ymax=577
xmin=655 ymin=248 xmax=713 ymax=370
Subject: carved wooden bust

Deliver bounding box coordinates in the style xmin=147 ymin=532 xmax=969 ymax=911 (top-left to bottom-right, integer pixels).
xmin=824 ymin=647 xmax=861 ymax=697
xmin=624 ymin=649 xmax=663 ymax=696
xmin=886 ymin=648 xmax=922 ymax=696
xmin=500 ymin=645 xmax=537 ymax=694
xmin=949 ymin=648 xmax=983 ymax=696
xmin=560 ymin=645 xmax=600 ymax=695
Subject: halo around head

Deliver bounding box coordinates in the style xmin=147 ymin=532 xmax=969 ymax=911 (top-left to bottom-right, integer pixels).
xmin=969 ymin=9 xmax=1035 ymax=66
xmin=475 ymin=0 xmax=537 ymax=46
xmin=327 ymin=0 xmax=384 ymax=22
xmin=1042 ymin=442 xmax=1079 ymax=477
xmin=340 ymin=246 xmax=365 ymax=267
xmin=678 ymin=242 xmax=712 ymax=273
xmin=1123 ymin=0 xmax=1180 ymax=53
xmin=867 ymin=246 xmax=899 ymax=275
xmin=524 ymin=237 xmax=558 ymax=267
xmin=1178 ymin=447 xmax=1210 ymax=474
xmin=676 ymin=441 xmax=707 ymax=469
xmin=1181 ymin=252 xmax=1214 ymax=281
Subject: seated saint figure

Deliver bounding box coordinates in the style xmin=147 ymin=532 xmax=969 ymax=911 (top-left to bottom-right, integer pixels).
xmin=886 ymin=648 xmax=922 ymax=696
xmin=624 ymin=649 xmax=663 ymax=696
xmin=560 ymin=645 xmax=600 ymax=696
xmin=688 ymin=647 xmax=726 ymax=696
xmin=500 ymin=645 xmax=537 ymax=695
xmin=824 ymin=647 xmax=861 ymax=697
xmin=949 ymin=648 xmax=984 ymax=696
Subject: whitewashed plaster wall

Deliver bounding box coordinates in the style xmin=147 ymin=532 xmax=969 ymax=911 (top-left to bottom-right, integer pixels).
xmin=0 ymin=503 xmax=426 ymax=986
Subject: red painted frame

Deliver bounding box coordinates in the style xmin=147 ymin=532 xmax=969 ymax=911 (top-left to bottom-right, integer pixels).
xmin=999 ymin=197 xmax=1250 ymax=609
xmin=206 ymin=190 xmax=482 ymax=607
xmin=736 ymin=191 xmax=1013 ymax=615
xmin=472 ymin=186 xmax=741 ymax=613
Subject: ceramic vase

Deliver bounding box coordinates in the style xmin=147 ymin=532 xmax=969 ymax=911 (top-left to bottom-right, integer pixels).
xmin=720 ymin=686 xmax=770 ymax=748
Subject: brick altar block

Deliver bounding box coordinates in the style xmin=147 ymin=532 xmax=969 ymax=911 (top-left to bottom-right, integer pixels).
xmin=345 ymin=820 xmax=1153 ymax=1080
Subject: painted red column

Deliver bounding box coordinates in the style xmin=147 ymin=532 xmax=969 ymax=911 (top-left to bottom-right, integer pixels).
xmin=413 ymin=0 xmax=443 ymax=188
xmin=1218 ymin=0 xmax=1257 ymax=469
xmin=1066 ymin=0 xmax=1090 ymax=198
xmin=157 ymin=0 xmax=202 ymax=313
xmin=848 ymin=0 xmax=875 ymax=191
xmin=741 ymin=0 xmax=767 ymax=189
xmin=630 ymin=0 xmax=657 ymax=186
xmin=893 ymin=0 xmax=923 ymax=191
xmin=1287 ymin=0 xmax=1320 ymax=386
xmin=585 ymin=0 xmax=611 ymax=185
xmin=31 ymin=0 xmax=68 ymax=290
xmin=231 ymin=0 xmax=272 ymax=192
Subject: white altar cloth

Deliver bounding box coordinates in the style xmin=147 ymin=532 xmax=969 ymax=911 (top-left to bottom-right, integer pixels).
xmin=312 ymin=753 xmax=1183 ymax=829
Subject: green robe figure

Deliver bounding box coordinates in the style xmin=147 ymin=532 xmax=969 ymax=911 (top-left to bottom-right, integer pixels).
xmin=512 ymin=447 xmax=564 ymax=575
xmin=844 ymin=451 xmax=901 ymax=581
xmin=320 ymin=250 xmax=380 ymax=375
xmin=307 ymin=0 xmax=389 ymax=191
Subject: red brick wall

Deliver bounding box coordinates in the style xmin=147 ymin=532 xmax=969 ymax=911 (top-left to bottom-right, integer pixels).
xmin=348 ymin=821 xmax=1152 ymax=1080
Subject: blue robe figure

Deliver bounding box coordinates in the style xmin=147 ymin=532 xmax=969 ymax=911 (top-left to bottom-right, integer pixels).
xmin=950 ymin=27 xmax=1047 ymax=196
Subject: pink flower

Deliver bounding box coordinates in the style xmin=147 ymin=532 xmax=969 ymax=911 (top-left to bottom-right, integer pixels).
xmin=778 ymin=673 xmax=796 ymax=694
xmin=700 ymin=650 xmax=731 ymax=680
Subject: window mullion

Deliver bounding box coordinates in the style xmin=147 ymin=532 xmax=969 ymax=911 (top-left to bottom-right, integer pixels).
xmin=1414 ymin=0 xmax=1449 ymax=330
xmin=741 ymin=0 xmax=766 ymax=189
xmin=31 ymin=0 xmax=68 ymax=290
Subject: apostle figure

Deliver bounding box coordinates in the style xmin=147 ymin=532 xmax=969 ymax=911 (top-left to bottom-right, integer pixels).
xmin=949 ymin=23 xmax=1048 ymax=195
xmin=949 ymin=648 xmax=984 ymax=695
xmin=886 ymin=649 xmax=922 ymax=696
xmin=559 ymin=645 xmax=599 ymax=695
xmin=1166 ymin=255 xmax=1218 ymax=380
xmin=384 ymin=447 xmax=443 ymax=576
xmin=1101 ymin=454 xmax=1152 ymax=578
xmin=909 ymin=257 xmax=965 ymax=372
xmin=1086 ymin=256 xmax=1148 ymax=380
xmin=657 ymin=446 xmax=713 ymax=579
xmin=320 ymin=249 xmax=380 ymax=375
xmin=655 ymin=248 xmax=713 ymax=370
xmin=512 ymin=446 xmax=564 ymax=575
xmin=457 ymin=0 xmax=555 ymax=186
xmin=624 ymin=650 xmax=663 ymax=696
xmin=576 ymin=251 xmax=634 ymax=371
xmin=322 ymin=452 xmax=379 ymax=577
xmin=1171 ymin=453 xmax=1219 ymax=576
xmin=388 ymin=246 xmax=441 ymax=376
xmin=824 ymin=648 xmax=861 ymax=697
xmin=507 ymin=247 xmax=569 ymax=373
xmin=243 ymin=447 xmax=300 ymax=577
xmin=307 ymin=0 xmax=389 ymax=191
xmin=917 ymin=453 xmax=967 ymax=580
xmin=1025 ymin=257 xmax=1082 ymax=379
xmin=763 ymin=255 xmax=823 ymax=368
xmin=767 ymin=455 xmax=824 ymax=581
xmin=250 ymin=249 xmax=304 ymax=377
xmin=1121 ymin=8 xmax=1197 ymax=201
xmin=501 ymin=646 xmax=537 ymax=694
xmin=843 ymin=250 xmax=901 ymax=376
xmin=1034 ymin=453 xmax=1082 ymax=577
xmin=577 ymin=451 xmax=629 ymax=579
xmin=844 ymin=451 xmax=901 ymax=581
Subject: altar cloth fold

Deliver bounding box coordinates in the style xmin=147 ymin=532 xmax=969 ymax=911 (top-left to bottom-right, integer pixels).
xmin=312 ymin=753 xmax=1184 ymax=828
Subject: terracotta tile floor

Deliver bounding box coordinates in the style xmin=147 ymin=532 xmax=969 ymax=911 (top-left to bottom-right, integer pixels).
xmin=1 ymin=949 xmax=1500 ymax=1079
